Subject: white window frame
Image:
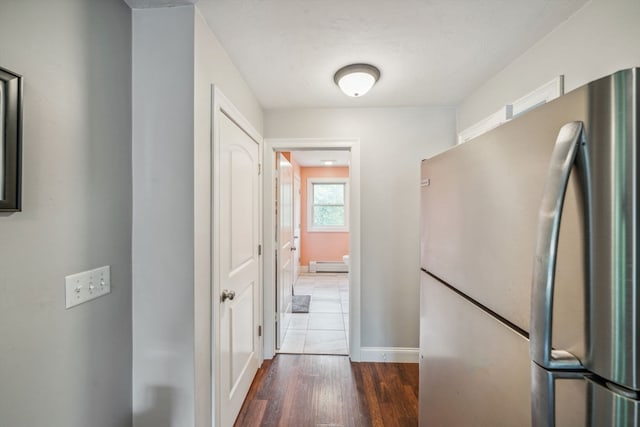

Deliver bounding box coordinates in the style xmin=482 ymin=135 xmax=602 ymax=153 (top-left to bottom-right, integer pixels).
xmin=511 ymin=75 xmax=564 ymax=118
xmin=307 ymin=177 xmax=349 ymax=232
xmin=457 ymin=106 xmax=512 ymax=144
xmin=457 ymin=75 xmax=564 ymax=144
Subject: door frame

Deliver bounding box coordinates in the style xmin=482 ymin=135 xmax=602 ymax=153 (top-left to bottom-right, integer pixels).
xmin=263 ymin=138 xmax=361 ymax=361
xmin=292 ymin=173 xmax=301 ymax=282
xmin=275 ymin=153 xmax=294 ymax=349
xmin=211 ymin=86 xmax=263 ymax=426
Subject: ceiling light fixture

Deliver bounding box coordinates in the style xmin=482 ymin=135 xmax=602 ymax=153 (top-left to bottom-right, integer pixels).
xmin=334 ymin=63 xmax=380 ymax=97
xmin=322 ymin=160 xmax=336 ymax=166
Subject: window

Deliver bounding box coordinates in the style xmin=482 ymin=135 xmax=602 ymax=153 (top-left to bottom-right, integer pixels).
xmin=307 ymin=177 xmax=349 ymax=232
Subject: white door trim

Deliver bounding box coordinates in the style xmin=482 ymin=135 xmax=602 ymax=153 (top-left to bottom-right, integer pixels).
xmin=293 ymin=173 xmax=301 ymax=283
xmin=263 ymin=138 xmax=361 ymax=361
xmin=276 ymin=153 xmax=294 ymax=349
xmin=211 ymin=86 xmax=263 ymax=426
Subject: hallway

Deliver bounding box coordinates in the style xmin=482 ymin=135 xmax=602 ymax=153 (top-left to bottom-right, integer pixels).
xmin=234 ymin=354 xmax=419 ymax=426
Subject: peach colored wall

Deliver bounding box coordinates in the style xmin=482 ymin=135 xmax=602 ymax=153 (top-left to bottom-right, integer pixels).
xmin=300 ymin=166 xmax=350 ymax=266
xmin=281 ymin=152 xmax=301 ymax=177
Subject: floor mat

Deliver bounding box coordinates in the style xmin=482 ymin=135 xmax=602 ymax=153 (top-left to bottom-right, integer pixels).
xmin=292 ymin=295 xmax=311 ymax=313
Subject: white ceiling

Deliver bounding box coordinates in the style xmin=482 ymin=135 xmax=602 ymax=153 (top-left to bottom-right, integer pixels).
xmin=291 ymin=150 xmax=351 ymax=167
xmin=125 ymin=0 xmax=195 ymax=8
xmin=129 ymin=0 xmax=588 ymax=109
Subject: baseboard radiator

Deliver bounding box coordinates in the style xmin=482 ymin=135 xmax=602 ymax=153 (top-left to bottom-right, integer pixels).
xmin=309 ymin=261 xmax=349 ymax=273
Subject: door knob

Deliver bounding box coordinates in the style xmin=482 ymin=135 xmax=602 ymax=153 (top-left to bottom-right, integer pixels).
xmin=221 ymin=289 xmax=236 ymax=302
xmin=291 ymin=247 xmax=297 ymax=251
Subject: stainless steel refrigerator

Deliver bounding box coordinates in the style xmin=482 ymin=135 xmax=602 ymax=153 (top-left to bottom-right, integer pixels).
xmin=419 ymin=68 xmax=640 ymax=426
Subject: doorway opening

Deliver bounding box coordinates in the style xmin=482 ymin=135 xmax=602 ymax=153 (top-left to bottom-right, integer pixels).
xmin=263 ymin=139 xmax=361 ymax=361
xmin=276 ymin=150 xmax=351 ymax=355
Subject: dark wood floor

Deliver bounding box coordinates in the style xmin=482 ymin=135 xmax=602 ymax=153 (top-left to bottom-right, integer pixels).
xmin=234 ymin=354 xmax=419 ymax=427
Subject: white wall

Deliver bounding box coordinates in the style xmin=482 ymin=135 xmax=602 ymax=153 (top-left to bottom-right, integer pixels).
xmin=132 ymin=5 xmax=264 ymax=426
xmin=194 ymin=9 xmax=263 ymax=134
xmin=132 ymin=6 xmax=195 ymax=427
xmin=265 ymin=107 xmax=456 ymax=349
xmin=457 ymin=0 xmax=640 ymax=132
xmin=0 ymin=1 xmax=132 ymax=426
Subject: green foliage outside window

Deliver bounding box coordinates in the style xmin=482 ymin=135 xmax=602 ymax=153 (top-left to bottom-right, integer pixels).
xmin=312 ymin=183 xmax=345 ymax=227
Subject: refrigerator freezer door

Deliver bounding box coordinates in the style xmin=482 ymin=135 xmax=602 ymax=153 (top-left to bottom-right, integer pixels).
xmin=420 ymin=271 xmax=531 ymax=427
xmin=420 ymin=85 xmax=588 ymax=360
xmin=585 ymin=69 xmax=640 ymax=391
xmin=530 ymin=69 xmax=640 ymax=391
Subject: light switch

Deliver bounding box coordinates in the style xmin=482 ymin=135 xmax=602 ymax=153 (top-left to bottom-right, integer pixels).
xmin=65 ymin=265 xmax=111 ymax=309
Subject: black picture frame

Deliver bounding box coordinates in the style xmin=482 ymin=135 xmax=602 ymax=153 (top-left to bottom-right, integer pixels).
xmin=0 ymin=66 xmax=22 ymax=212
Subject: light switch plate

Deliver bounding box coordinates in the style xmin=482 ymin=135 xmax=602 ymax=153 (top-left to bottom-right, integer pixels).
xmin=65 ymin=266 xmax=111 ymax=309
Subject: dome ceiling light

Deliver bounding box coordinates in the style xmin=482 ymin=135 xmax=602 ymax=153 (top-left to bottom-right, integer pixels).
xmin=333 ymin=63 xmax=380 ymax=97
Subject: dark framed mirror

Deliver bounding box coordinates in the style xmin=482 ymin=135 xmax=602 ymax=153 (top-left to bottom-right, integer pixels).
xmin=0 ymin=66 xmax=22 ymax=212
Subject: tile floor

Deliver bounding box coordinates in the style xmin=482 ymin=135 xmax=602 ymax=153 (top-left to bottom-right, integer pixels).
xmin=278 ymin=272 xmax=349 ymax=355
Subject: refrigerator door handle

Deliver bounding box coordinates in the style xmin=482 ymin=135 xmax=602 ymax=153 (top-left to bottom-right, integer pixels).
xmin=530 ymin=121 xmax=585 ymax=370
xmin=531 ymin=362 xmax=585 ymax=427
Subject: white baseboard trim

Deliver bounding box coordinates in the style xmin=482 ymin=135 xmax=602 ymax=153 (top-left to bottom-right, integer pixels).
xmin=359 ymin=347 xmax=419 ymax=363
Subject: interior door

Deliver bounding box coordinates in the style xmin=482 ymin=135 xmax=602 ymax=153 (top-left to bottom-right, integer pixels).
xmin=219 ymin=112 xmax=260 ymax=426
xmin=293 ymin=174 xmax=301 ymax=282
xmin=277 ymin=153 xmax=294 ymax=348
